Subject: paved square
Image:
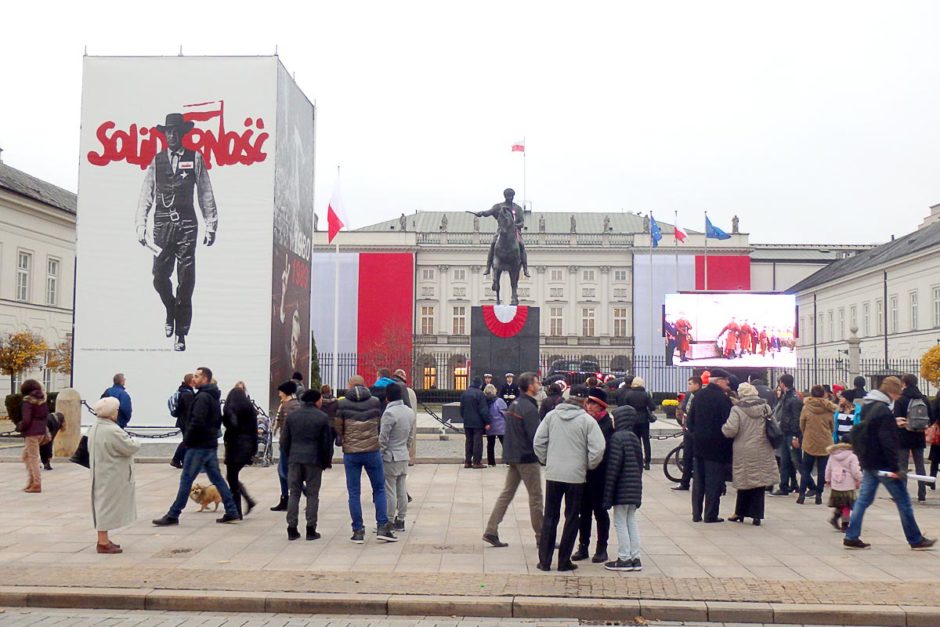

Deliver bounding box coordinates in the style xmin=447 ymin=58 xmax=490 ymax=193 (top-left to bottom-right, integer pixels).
xmin=0 ymin=458 xmax=939 ymax=607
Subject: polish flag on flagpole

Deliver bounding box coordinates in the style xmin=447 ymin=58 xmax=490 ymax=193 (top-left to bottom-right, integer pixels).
xmin=327 ymin=180 xmax=349 ymax=244
xmin=674 ymin=224 xmax=688 ymax=243
xmin=511 ymin=139 xmax=525 ymax=152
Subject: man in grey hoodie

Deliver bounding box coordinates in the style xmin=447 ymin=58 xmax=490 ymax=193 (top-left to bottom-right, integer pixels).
xmin=380 ymin=383 xmax=416 ymax=532
xmin=534 ymin=384 xmax=606 ymax=571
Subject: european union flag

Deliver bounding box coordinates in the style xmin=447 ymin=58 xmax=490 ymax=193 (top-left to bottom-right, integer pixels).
xmin=705 ymin=216 xmax=731 ymax=240
xmin=650 ymin=214 xmax=662 ymax=248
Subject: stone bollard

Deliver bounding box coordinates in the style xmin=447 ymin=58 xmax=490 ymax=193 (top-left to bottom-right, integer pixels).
xmin=54 ymin=388 xmax=82 ymax=457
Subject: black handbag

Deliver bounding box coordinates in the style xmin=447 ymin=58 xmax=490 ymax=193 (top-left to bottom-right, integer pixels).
xmin=70 ymin=435 xmax=90 ymax=468
xmin=764 ymin=414 xmax=784 ymax=449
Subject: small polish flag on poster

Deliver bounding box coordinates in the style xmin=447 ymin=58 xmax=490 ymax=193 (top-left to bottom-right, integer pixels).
xmin=674 ymin=224 xmax=688 ymax=243
xmin=511 ymin=140 xmax=525 ymax=152
xmin=327 ymin=180 xmax=349 ymax=244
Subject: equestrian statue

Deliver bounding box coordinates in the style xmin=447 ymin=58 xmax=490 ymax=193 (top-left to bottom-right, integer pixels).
xmin=474 ymin=188 xmax=530 ymax=306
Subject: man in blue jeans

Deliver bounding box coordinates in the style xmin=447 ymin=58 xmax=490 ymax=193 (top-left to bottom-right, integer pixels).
xmin=334 ymin=376 xmax=397 ymax=543
xmin=153 ymin=366 xmax=240 ymax=525
xmin=844 ymin=376 xmax=935 ymax=550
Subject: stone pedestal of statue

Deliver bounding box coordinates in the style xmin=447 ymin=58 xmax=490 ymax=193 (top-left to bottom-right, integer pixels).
xmin=53 ymin=388 xmax=82 ymax=457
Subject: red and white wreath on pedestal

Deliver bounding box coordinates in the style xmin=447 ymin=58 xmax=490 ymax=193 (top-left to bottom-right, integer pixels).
xmin=482 ymin=305 xmax=529 ymax=338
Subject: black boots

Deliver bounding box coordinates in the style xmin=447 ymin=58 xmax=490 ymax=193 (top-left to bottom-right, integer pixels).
xmin=306 ymin=526 xmax=320 ymax=541
xmin=270 ymin=495 xmax=288 ymax=512
xmin=287 ymin=526 xmax=300 ymax=541
xmin=571 ymin=545 xmax=590 ymax=562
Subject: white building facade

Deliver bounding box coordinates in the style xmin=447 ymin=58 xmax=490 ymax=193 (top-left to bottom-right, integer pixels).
xmin=0 ymin=161 xmax=76 ymax=395
xmin=314 ymin=209 xmax=873 ymax=388
xmin=792 ymin=209 xmax=940 ymax=365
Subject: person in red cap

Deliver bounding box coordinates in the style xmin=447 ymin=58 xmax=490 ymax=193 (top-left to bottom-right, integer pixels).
xmin=571 ymin=387 xmax=615 ymax=564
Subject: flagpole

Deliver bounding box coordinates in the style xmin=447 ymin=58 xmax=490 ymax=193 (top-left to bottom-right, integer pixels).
xmin=332 ymin=165 xmax=340 ymax=390
xmin=674 ymin=210 xmax=679 ymax=291
xmin=522 ymin=137 xmax=527 ymax=211
xmin=649 ymin=212 xmax=654 ymax=372
xmin=704 ymin=210 xmax=709 ymax=291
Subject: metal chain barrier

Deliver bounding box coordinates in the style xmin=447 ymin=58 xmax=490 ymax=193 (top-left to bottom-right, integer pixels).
xmin=420 ymin=402 xmax=463 ymax=433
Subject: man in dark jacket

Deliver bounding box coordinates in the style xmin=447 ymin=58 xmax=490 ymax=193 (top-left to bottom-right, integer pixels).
xmin=154 ymin=366 xmax=240 ymax=526
xmin=602 ymin=404 xmax=645 ymax=571
xmin=281 ymin=389 xmax=334 ymax=542
xmin=621 ymin=378 xmax=655 ymax=470
xmin=771 ymin=374 xmax=808 ymax=496
xmin=170 ymin=373 xmax=196 ymax=468
xmin=750 ymin=378 xmax=776 ymax=410
xmin=335 ymin=375 xmax=397 ymax=543
xmin=460 ymin=377 xmax=490 ymax=468
xmin=673 ymin=376 xmax=702 ymax=491
xmin=572 ymin=387 xmax=615 ymax=564
xmin=499 ymin=373 xmax=521 ymax=404
xmin=844 ymin=377 xmax=935 ymax=550
xmin=688 ymin=368 xmax=733 ymax=523
xmin=483 ymin=372 xmax=544 ymax=548
xmin=895 ymin=374 xmax=929 ymax=502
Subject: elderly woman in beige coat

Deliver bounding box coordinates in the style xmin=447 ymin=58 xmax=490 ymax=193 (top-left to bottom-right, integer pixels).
xmin=88 ymin=397 xmax=141 ymax=554
xmin=721 ymin=383 xmax=778 ymax=526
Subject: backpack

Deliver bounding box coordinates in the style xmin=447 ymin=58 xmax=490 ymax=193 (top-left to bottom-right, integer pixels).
xmin=168 ymin=391 xmax=181 ymax=417
xmin=907 ymin=397 xmax=930 ymax=431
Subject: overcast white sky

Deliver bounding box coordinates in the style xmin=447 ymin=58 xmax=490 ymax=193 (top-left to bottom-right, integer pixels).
xmin=2 ymin=1 xmax=939 ymax=245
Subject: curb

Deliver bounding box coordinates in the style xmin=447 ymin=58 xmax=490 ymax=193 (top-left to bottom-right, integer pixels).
xmin=0 ymin=586 xmax=935 ymax=625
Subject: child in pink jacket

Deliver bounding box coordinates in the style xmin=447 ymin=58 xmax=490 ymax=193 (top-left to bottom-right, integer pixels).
xmin=825 ymin=441 xmax=862 ymax=530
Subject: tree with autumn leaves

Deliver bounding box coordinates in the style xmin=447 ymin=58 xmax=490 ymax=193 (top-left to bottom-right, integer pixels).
xmin=0 ymin=331 xmax=48 ymax=394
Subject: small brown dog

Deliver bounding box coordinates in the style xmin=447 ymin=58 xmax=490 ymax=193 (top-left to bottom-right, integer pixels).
xmin=189 ymin=483 xmax=222 ymax=512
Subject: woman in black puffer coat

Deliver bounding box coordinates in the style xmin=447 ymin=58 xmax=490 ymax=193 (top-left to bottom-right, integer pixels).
xmin=621 ymin=377 xmax=656 ymax=469
xmin=602 ymin=405 xmax=645 ymax=571
xmin=223 ymin=386 xmax=258 ymax=518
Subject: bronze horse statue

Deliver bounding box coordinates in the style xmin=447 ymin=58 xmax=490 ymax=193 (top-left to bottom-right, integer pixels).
xmin=491 ymin=207 xmax=522 ymax=305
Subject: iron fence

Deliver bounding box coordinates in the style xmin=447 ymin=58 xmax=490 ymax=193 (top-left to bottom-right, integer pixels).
xmin=317 ymin=351 xmax=932 ymax=397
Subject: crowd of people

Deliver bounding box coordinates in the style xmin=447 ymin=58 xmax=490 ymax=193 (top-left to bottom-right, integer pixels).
xmin=673 ymin=370 xmax=937 ymax=549
xmin=13 ymin=361 xmax=939 ymax=563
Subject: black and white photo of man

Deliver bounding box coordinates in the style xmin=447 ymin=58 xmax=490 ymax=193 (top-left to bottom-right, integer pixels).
xmin=135 ymin=112 xmax=219 ymax=352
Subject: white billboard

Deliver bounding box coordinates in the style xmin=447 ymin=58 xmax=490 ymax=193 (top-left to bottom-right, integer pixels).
xmin=74 ymin=56 xmax=313 ymax=425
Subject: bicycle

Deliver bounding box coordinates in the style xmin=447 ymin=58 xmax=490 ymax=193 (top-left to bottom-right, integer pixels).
xmin=663 ymin=441 xmax=686 ymax=483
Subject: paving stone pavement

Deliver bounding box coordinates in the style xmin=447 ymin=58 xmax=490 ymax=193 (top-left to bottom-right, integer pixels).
xmin=0 ymin=608 xmax=832 ymax=626
xmin=0 ymin=459 xmax=939 ymax=607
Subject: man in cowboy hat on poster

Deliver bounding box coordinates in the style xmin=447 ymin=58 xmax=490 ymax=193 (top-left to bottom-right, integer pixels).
xmin=135 ymin=112 xmax=219 ymax=352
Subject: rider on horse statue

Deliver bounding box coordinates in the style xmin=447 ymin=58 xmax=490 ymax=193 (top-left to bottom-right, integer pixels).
xmin=476 ymin=188 xmax=530 ymax=278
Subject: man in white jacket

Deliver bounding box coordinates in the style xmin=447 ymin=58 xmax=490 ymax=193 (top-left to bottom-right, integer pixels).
xmin=380 ymin=384 xmax=415 ymax=532
xmin=534 ymin=384 xmax=606 ymax=572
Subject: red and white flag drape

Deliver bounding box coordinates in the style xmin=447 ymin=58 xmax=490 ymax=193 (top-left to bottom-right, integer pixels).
xmin=327 ymin=179 xmax=349 ymax=244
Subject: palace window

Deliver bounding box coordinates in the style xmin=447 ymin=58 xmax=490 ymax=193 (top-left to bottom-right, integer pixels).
xmin=420 ymin=306 xmax=435 ymax=335
xmin=16 ymin=251 xmax=31 ymax=302
xmin=933 ymin=288 xmax=940 ymax=328
xmin=613 ymin=308 xmax=628 ymax=338
xmin=452 ymin=306 xmax=466 ymax=335
xmin=550 ymin=307 xmax=564 ymax=336
xmin=582 ymin=307 xmax=596 ymax=337
xmin=46 ymin=258 xmax=59 ymax=306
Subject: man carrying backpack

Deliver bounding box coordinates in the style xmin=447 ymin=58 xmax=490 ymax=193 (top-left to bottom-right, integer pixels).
xmin=896 ymin=374 xmax=930 ymax=503
xmin=844 ymin=376 xmax=935 ymax=550
xmin=169 ymin=373 xmax=196 ymax=469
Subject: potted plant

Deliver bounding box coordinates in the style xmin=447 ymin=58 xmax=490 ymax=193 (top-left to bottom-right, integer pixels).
xmin=661 ymin=398 xmax=679 ymax=421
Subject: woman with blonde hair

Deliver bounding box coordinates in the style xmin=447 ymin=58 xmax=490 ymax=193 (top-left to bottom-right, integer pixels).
xmin=88 ymin=396 xmax=141 ymax=554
